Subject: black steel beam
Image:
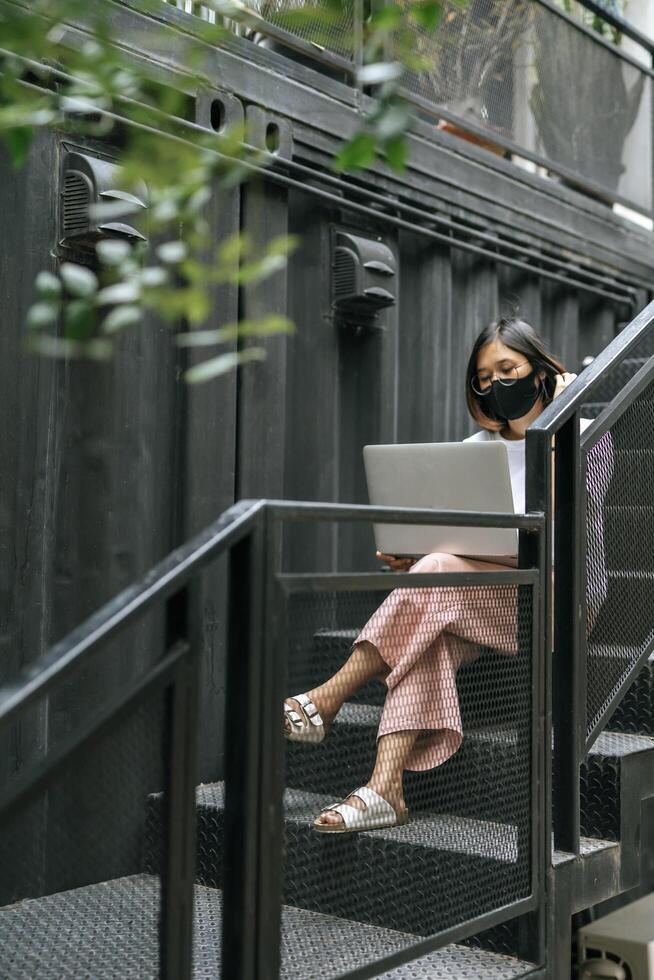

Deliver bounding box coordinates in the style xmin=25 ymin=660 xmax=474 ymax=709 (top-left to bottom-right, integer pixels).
xmin=552 ymin=415 xmax=583 ymax=854
xmin=531 ymin=301 xmax=654 ymax=434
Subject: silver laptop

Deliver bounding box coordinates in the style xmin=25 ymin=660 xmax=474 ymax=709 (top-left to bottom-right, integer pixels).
xmin=363 ymin=442 xmax=518 ymax=559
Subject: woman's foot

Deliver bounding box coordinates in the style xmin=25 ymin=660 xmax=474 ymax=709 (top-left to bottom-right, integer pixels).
xmin=284 ymin=642 xmax=389 ymax=741
xmin=314 ymin=783 xmax=408 ymax=832
xmin=283 ymin=691 xmax=336 ymax=741
xmin=314 ymin=781 xmax=406 ymax=829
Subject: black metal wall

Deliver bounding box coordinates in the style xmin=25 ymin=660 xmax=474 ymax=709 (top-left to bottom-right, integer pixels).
xmin=1 ymin=3 xmax=652 ymax=871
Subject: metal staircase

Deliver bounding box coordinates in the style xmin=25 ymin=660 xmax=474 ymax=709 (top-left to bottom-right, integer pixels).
xmin=0 ymin=308 xmax=654 ymax=978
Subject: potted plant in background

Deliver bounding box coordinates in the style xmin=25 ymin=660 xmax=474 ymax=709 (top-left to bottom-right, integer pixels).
xmin=529 ymin=0 xmax=645 ymax=200
xmin=405 ymin=0 xmax=531 ymax=155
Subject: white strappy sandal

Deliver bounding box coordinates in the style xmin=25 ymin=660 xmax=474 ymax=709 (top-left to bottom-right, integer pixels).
xmin=283 ymin=693 xmax=326 ymax=744
xmin=313 ymin=786 xmax=409 ymax=834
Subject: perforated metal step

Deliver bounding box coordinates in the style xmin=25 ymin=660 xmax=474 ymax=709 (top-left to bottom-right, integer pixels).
xmin=0 ymin=874 xmax=537 ymax=979
xmin=147 ymin=782 xmax=530 ymax=937
xmin=585 ymin=356 xmax=649 ymax=404
xmin=605 ymin=652 xmax=654 ymax=736
xmin=286 ymin=702 xmax=525 ymax=824
xmin=580 ymin=730 xmax=654 ymax=840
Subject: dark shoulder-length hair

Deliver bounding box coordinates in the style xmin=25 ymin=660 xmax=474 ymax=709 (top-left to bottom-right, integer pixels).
xmin=465 ymin=316 xmax=567 ymax=432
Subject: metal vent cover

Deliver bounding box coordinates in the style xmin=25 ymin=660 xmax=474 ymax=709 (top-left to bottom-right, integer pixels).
xmin=62 ymin=171 xmax=92 ymax=235
xmin=333 ymin=246 xmax=357 ymax=302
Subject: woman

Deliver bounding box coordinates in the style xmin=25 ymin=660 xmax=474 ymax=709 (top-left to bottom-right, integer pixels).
xmin=283 ymin=315 xmax=589 ymax=834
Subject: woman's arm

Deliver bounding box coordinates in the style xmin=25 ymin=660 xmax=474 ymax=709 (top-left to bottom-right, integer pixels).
xmin=376 ymin=551 xmax=415 ymax=572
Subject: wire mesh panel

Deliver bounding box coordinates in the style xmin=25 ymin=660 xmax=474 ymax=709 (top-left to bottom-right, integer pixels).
xmin=586 ymin=378 xmax=654 ymax=739
xmin=280 ymin=573 xmax=534 ymax=975
xmin=401 ymin=0 xmax=652 ymax=215
xmin=162 ymin=0 xmax=355 ymax=61
xmin=0 ymin=687 xmax=167 ymax=979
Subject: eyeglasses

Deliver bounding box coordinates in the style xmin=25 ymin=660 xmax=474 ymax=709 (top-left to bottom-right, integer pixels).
xmin=471 ymin=362 xmax=530 ymax=396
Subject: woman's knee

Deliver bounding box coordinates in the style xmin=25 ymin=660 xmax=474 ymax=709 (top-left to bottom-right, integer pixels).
xmin=411 ymin=552 xmax=461 ymax=574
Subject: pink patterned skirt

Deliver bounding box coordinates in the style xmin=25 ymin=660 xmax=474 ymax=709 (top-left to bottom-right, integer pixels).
xmin=354 ymin=552 xmax=519 ymax=772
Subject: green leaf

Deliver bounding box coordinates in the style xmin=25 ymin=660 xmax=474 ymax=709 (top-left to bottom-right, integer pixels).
xmin=264 ymin=234 xmax=300 ymax=257
xmin=157 ymin=241 xmax=187 ymax=264
xmin=27 ymin=301 xmax=58 ymax=330
xmin=333 ymin=131 xmax=377 ymax=172
xmin=89 ymin=200 xmax=142 ymax=222
xmin=35 ymin=271 xmax=62 ymax=299
xmin=101 ymin=305 xmax=142 ymax=334
xmin=177 ymin=315 xmax=295 ymax=346
xmin=384 ymin=134 xmax=408 ymax=171
xmin=186 ymin=185 xmax=212 ymax=215
xmin=64 ymin=299 xmax=95 ymax=340
xmin=96 ymin=240 xmax=132 ymax=266
xmin=411 ymin=1 xmax=443 ymax=31
xmin=26 ymin=335 xmax=81 ymax=359
xmin=150 ymin=199 xmax=179 ymax=223
xmin=139 ymin=266 xmax=168 ymax=288
xmin=357 ymin=61 xmax=404 ymax=86
xmin=238 ymin=254 xmax=288 ymax=284
xmin=97 ymin=281 xmax=141 ymax=305
xmin=375 ymin=103 xmax=411 ymax=141
xmin=6 ymin=127 xmax=33 ymax=167
xmin=60 ymin=263 xmax=99 ymax=298
xmin=368 ymin=5 xmax=402 ymax=30
xmin=217 ymin=232 xmax=250 ymax=266
xmin=184 ymin=347 xmax=266 ymax=384
xmin=85 ymin=338 xmax=113 ymax=360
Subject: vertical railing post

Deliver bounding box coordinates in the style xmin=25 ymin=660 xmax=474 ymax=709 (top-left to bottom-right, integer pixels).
xmin=222 ymin=507 xmax=283 ymax=980
xmin=524 ymin=427 xmax=552 ymax=966
xmin=255 ymin=509 xmax=285 ymax=980
xmin=552 ymin=414 xmax=583 ymax=854
xmin=353 ymin=0 xmax=364 ymax=87
xmin=161 ymin=586 xmax=198 ymax=980
xmin=222 ymin=519 xmax=266 ymax=980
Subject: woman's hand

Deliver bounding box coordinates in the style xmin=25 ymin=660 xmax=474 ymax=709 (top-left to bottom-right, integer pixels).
xmin=552 ymin=372 xmax=577 ymax=399
xmin=376 ymin=551 xmax=416 ymax=572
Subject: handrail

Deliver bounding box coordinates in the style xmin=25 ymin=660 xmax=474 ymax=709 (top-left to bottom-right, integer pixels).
xmin=576 ymin=0 xmax=654 ymax=54
xmin=528 ymin=298 xmax=654 ymax=436
xmin=0 ymin=499 xmax=542 ymax=732
xmin=0 ymin=495 xmax=548 ymax=977
xmin=526 ymin=297 xmax=654 ymax=855
xmin=0 ymin=498 xmax=265 ymax=731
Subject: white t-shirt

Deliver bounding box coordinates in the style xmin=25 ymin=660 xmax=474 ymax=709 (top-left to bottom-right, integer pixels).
xmin=462 ymin=418 xmax=594 ymax=513
xmin=463 ymin=418 xmax=612 ymax=633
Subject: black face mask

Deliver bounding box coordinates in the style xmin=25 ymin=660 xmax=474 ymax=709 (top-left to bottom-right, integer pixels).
xmin=482 ymin=369 xmax=543 ymax=421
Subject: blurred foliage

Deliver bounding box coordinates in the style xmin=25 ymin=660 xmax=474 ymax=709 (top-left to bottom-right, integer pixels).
xmin=0 ymin=0 xmax=626 ymax=379
xmin=555 ymin=0 xmax=628 ymax=45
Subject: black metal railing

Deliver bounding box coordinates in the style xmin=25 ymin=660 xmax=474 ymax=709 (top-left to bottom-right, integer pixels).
xmin=0 ymin=500 xmax=546 ymax=978
xmin=162 ymin=0 xmax=654 ymax=217
xmin=526 ymin=298 xmax=654 ymax=855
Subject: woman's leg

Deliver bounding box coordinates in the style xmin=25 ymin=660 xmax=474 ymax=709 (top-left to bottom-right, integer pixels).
xmin=361 ymin=552 xmax=519 ymax=773
xmin=283 ymin=640 xmax=389 ymax=736
xmin=316 ymin=553 xmax=517 ymax=826
xmin=315 ymin=729 xmax=417 ymax=826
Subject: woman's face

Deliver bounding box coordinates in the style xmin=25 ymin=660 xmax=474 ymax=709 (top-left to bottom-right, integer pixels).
xmin=474 ymin=338 xmax=539 ymax=393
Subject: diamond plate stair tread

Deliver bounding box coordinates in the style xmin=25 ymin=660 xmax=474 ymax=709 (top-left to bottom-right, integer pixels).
xmin=195 ymin=782 xmax=519 ymax=861
xmin=287 ymin=788 xmax=519 ymax=860
xmin=188 ymin=785 xmax=529 ymax=935
xmin=580 ymin=731 xmax=654 ymax=840
xmin=0 ymin=874 xmax=536 ymax=980
xmin=589 ymin=731 xmax=654 ymax=757
xmin=551 ymin=837 xmax=618 ymax=867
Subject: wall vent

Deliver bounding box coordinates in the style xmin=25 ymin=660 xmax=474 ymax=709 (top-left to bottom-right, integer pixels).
xmin=59 ymin=148 xmax=148 ymax=251
xmin=331 ymin=231 xmax=396 ymax=329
